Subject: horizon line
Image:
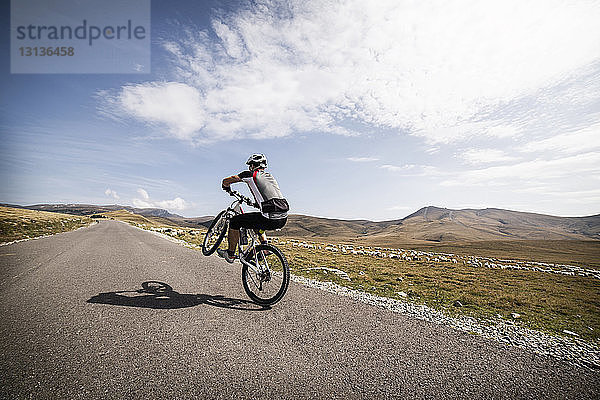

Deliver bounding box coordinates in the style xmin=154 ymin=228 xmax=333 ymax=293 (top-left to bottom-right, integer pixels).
xmin=1 ymin=202 xmax=598 ymax=221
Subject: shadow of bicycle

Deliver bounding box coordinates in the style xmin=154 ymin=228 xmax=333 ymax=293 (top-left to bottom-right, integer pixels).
xmin=87 ymin=281 xmax=269 ymax=311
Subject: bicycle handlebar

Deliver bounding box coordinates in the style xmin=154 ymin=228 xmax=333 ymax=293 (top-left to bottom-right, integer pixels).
xmin=226 ymin=188 xmax=259 ymax=209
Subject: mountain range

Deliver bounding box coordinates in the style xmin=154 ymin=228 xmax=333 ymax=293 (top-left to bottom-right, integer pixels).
xmin=280 ymin=206 xmax=600 ymax=243
xmin=3 ymin=203 xmax=599 ymax=243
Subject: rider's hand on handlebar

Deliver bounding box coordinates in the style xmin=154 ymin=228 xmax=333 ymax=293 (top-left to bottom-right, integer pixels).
xmin=222 ymin=184 xmax=231 ymax=193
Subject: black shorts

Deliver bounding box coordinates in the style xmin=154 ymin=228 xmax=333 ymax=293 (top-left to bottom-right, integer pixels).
xmin=229 ymin=212 xmax=287 ymax=231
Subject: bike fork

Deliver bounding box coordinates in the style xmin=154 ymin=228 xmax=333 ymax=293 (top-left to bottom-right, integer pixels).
xmin=239 ymin=250 xmax=268 ymax=290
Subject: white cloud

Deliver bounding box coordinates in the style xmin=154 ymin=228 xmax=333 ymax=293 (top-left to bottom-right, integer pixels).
xmin=132 ymin=188 xmax=190 ymax=213
xmin=520 ymin=123 xmax=600 ymax=154
xmin=539 ymin=189 xmax=600 ymax=205
xmin=379 ymin=164 xmax=442 ymax=177
xmin=459 ymin=148 xmax=518 ymax=165
xmin=104 ymin=188 xmax=120 ymax=200
xmin=442 ymin=152 xmax=600 ymax=186
xmin=137 ymin=188 xmax=149 ymax=200
xmin=484 ymin=125 xmax=522 ymax=139
xmin=380 ymin=164 xmax=415 ymax=172
xmin=347 ymin=157 xmax=378 ymax=162
xmin=156 ymin=197 xmax=188 ymax=211
xmin=108 ymin=82 xmax=206 ymax=141
xmin=100 ymin=0 xmax=600 ymax=144
xmin=132 ymin=198 xmax=154 ymax=209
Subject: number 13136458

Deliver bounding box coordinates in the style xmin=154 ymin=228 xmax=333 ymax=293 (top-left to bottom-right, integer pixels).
xmin=19 ymin=47 xmax=74 ymax=56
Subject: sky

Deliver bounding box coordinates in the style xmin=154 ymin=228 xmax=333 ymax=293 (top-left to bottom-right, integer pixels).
xmin=1 ymin=0 xmax=600 ymax=221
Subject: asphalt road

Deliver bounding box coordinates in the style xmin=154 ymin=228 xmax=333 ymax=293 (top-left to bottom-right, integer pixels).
xmin=1 ymin=220 xmax=598 ymax=399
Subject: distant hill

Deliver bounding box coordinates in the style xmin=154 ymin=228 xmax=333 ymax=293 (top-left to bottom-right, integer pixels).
xmin=1 ymin=203 xmax=213 ymax=228
xmin=23 ymin=203 xmax=184 ymax=219
xmin=99 ymin=209 xmax=181 ymax=228
xmin=4 ymin=203 xmax=599 ymax=243
xmin=378 ymin=206 xmax=599 ymax=242
xmin=279 ymin=206 xmax=600 ymax=243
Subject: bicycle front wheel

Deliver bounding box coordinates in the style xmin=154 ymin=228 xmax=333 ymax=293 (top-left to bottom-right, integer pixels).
xmin=241 ymin=244 xmax=290 ymax=306
xmin=202 ymin=210 xmax=228 ymax=256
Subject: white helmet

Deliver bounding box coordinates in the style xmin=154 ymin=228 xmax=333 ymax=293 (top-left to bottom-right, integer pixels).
xmin=246 ymin=153 xmax=267 ymax=169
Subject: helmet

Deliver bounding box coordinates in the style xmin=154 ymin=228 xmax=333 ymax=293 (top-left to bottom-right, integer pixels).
xmin=246 ymin=153 xmax=267 ymax=169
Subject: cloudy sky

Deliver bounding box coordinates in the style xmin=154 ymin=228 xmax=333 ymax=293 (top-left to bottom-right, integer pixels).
xmin=2 ymin=0 xmax=600 ymax=220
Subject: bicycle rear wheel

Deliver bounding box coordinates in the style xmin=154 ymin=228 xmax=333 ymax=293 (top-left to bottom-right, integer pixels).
xmin=202 ymin=210 xmax=228 ymax=256
xmin=241 ymin=244 xmax=289 ymax=306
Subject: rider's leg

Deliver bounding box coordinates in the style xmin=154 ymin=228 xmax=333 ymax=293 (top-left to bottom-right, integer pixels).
xmin=255 ymin=229 xmax=267 ymax=244
xmin=228 ymin=213 xmax=266 ymax=255
xmin=227 ymin=228 xmax=240 ymax=254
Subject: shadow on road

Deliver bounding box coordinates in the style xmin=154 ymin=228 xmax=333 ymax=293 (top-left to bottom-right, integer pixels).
xmin=87 ymin=281 xmax=269 ymax=311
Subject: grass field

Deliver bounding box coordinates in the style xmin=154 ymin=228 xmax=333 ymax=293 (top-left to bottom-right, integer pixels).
xmin=275 ymin=239 xmax=600 ymax=341
xmin=0 ymin=206 xmax=93 ymax=243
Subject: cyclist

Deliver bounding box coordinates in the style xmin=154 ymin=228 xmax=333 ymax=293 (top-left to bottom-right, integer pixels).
xmin=217 ymin=153 xmax=289 ymax=263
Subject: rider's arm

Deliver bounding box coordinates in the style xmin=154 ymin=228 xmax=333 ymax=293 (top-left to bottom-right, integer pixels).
xmin=222 ymin=175 xmax=242 ymax=188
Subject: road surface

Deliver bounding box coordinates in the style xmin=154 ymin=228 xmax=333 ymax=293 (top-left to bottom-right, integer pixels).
xmin=1 ymin=221 xmax=598 ymax=399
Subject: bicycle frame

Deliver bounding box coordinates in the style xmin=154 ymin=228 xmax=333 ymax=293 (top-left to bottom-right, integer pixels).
xmin=222 ymin=190 xmax=269 ymax=277
xmin=239 ymin=229 xmax=270 ymax=280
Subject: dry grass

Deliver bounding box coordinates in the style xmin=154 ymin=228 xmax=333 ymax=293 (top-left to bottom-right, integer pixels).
xmin=0 ymin=206 xmax=93 ymax=243
xmin=276 ymin=240 xmax=600 ymax=342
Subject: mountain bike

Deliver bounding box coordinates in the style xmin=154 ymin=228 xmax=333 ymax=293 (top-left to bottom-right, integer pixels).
xmin=202 ymin=189 xmax=290 ymax=306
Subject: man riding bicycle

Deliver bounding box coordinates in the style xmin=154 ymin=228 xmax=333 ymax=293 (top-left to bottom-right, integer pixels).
xmin=217 ymin=153 xmax=289 ymax=263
